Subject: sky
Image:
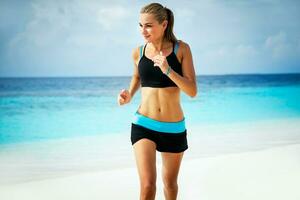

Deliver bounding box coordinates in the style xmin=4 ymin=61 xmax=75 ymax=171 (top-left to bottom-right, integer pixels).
xmin=0 ymin=0 xmax=300 ymax=77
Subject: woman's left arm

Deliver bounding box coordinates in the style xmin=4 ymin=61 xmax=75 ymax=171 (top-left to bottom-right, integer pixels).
xmin=167 ymin=42 xmax=197 ymax=97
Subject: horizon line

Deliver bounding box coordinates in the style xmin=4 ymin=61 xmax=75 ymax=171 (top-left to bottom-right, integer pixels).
xmin=1 ymin=72 xmax=300 ymax=78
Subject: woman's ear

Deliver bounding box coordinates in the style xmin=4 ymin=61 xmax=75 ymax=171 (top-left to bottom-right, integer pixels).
xmin=163 ymin=20 xmax=168 ymax=30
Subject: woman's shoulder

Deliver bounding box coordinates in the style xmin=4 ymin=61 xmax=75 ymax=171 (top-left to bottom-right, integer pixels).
xmin=177 ymin=40 xmax=190 ymax=51
xmin=132 ymin=45 xmax=142 ymax=61
xmin=132 ymin=44 xmax=146 ymax=64
xmin=176 ymin=40 xmax=191 ymax=56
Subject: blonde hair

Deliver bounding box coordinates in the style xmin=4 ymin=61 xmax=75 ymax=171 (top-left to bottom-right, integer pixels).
xmin=140 ymin=3 xmax=177 ymax=43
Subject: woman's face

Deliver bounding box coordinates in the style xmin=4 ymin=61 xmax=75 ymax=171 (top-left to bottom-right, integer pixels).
xmin=139 ymin=13 xmax=167 ymax=43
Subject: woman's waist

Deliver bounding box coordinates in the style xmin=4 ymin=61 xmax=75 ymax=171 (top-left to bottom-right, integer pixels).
xmin=137 ymin=103 xmax=184 ymax=122
xmin=132 ymin=111 xmax=186 ymax=133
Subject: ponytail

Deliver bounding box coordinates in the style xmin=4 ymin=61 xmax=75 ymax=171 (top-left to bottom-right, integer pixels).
xmin=164 ymin=7 xmax=177 ymax=43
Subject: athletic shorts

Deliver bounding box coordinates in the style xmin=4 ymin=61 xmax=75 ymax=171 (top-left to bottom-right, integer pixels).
xmin=131 ymin=111 xmax=188 ymax=153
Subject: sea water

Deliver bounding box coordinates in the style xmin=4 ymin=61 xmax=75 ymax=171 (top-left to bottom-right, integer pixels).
xmin=1 ymin=74 xmax=300 ymax=145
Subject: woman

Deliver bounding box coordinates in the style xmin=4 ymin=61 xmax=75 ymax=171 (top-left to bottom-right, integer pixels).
xmin=117 ymin=3 xmax=197 ymax=200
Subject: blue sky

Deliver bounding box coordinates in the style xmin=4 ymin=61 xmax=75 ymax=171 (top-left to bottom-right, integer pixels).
xmin=0 ymin=0 xmax=300 ymax=77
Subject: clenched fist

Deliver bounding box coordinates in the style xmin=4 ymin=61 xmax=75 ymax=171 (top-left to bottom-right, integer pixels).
xmin=117 ymin=89 xmax=131 ymax=106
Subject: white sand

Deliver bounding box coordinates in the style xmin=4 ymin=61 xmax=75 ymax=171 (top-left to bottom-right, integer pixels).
xmin=0 ymin=143 xmax=299 ymax=200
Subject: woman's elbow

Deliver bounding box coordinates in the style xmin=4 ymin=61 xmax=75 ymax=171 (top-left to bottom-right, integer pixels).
xmin=189 ymin=85 xmax=197 ymax=98
xmin=189 ymin=90 xmax=197 ymax=98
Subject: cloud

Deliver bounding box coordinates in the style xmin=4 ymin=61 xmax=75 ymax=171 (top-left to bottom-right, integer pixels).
xmin=8 ymin=0 xmax=136 ymax=49
xmin=97 ymin=5 xmax=131 ymax=31
xmin=264 ymin=31 xmax=299 ymax=60
xmin=200 ymin=44 xmax=259 ymax=74
xmin=9 ymin=1 xmax=73 ymax=48
xmin=3 ymin=0 xmax=140 ymax=76
xmin=199 ymin=30 xmax=300 ymax=75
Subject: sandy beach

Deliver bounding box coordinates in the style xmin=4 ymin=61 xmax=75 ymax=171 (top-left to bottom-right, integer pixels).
xmin=0 ymin=118 xmax=300 ymax=200
xmin=0 ymin=143 xmax=299 ymax=200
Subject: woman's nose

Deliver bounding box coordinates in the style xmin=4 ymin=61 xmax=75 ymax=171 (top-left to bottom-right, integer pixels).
xmin=140 ymin=27 xmax=147 ymax=34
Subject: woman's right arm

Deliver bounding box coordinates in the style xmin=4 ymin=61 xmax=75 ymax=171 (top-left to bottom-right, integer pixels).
xmin=117 ymin=47 xmax=141 ymax=105
xmin=128 ymin=47 xmax=141 ymax=98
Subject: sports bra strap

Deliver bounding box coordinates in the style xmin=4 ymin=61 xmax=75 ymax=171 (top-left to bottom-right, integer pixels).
xmin=139 ymin=45 xmax=143 ymax=60
xmin=174 ymin=41 xmax=179 ymax=55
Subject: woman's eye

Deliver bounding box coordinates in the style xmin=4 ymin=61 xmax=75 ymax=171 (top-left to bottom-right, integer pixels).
xmin=139 ymin=24 xmax=152 ymax=28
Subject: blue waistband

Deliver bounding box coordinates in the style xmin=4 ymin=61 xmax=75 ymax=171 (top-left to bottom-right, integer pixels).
xmin=132 ymin=111 xmax=186 ymax=133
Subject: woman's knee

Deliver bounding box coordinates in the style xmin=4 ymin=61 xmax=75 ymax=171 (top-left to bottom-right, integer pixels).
xmin=141 ymin=181 xmax=156 ymax=193
xmin=162 ymin=179 xmax=178 ymax=191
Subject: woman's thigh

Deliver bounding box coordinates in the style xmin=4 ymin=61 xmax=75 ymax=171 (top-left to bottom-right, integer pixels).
xmin=133 ymin=139 xmax=157 ymax=184
xmin=161 ymin=152 xmax=184 ymax=183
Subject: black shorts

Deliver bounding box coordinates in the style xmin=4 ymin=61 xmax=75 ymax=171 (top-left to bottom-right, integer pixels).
xmin=131 ymin=123 xmax=188 ymax=153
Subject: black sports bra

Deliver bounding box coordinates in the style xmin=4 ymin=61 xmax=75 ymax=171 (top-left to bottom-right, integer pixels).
xmin=138 ymin=41 xmax=183 ymax=88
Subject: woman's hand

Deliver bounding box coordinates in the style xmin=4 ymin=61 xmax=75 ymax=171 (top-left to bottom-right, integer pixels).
xmin=152 ymin=51 xmax=170 ymax=74
xmin=117 ymin=89 xmax=131 ymax=106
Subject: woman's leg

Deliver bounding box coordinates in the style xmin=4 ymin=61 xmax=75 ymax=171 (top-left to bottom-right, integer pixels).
xmin=133 ymin=139 xmax=157 ymax=200
xmin=161 ymin=152 xmax=184 ymax=200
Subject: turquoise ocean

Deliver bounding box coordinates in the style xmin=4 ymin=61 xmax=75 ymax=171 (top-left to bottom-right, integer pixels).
xmin=1 ymin=74 xmax=300 ymax=145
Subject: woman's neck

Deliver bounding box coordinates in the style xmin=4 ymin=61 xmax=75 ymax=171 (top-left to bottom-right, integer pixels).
xmin=150 ymin=38 xmax=171 ymax=52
